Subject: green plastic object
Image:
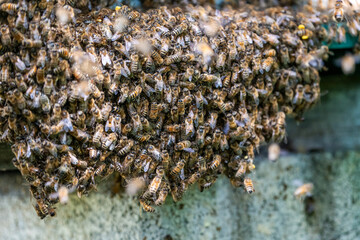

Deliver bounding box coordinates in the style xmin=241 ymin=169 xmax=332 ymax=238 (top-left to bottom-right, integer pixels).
xmin=322 ymin=23 xmax=358 ymax=49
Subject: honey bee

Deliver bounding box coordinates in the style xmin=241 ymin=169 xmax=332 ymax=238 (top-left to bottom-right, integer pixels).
xmin=151 ymin=49 xmax=163 ymax=65
xmin=140 ymin=199 xmax=155 ymax=212
xmin=171 ymin=22 xmax=188 ymax=36
xmin=128 ymin=85 xmax=142 ymax=101
xmin=170 ymin=159 xmax=185 ymax=178
xmin=209 ymin=154 xmax=221 ymax=170
xmin=244 ymin=178 xmax=255 ymax=194
xmin=149 ymin=102 xmax=159 ymax=120
xmin=148 ymin=167 xmax=164 ymax=195
xmin=268 ymin=143 xmax=281 ymax=162
xmin=262 ymin=57 xmax=274 ymax=73
xmin=0 ymin=3 xmax=18 ymax=15
xmin=155 ymin=183 xmax=169 ymax=206
xmin=14 ymin=89 xmax=26 ymax=110
xmin=293 ymin=84 xmax=304 ymax=105
xmin=294 ymin=183 xmax=314 ymax=198
xmin=105 ymin=115 xmax=115 ymax=133
xmin=184 ymin=116 xmax=195 ymax=137
xmin=175 ymin=140 xmax=192 ymax=151
xmin=1 ymin=25 xmax=11 ymax=46
xmin=333 ymin=0 xmax=345 ymax=22
xmin=93 ymin=125 xmax=104 ymax=147
xmin=336 ymin=53 xmax=357 ymax=75
xmin=121 ymin=123 xmax=132 ymax=136
xmin=118 ymin=140 xmax=134 ymax=156
xmin=102 ymin=133 xmax=118 ymax=151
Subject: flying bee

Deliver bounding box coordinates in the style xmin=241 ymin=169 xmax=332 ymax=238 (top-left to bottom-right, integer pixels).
xmin=268 ymin=143 xmax=281 ymax=162
xmin=333 ymin=0 xmax=345 ymax=22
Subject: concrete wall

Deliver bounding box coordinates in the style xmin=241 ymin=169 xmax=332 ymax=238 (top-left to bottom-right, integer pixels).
xmin=1 ymin=151 xmax=360 ymax=240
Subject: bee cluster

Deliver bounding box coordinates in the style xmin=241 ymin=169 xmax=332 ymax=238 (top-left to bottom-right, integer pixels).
xmin=0 ymin=0 xmax=334 ymax=218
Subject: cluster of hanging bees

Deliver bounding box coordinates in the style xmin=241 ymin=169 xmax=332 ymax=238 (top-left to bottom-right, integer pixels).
xmin=0 ymin=0 xmax=349 ymax=218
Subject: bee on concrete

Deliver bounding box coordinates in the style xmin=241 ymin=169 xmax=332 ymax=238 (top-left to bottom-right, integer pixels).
xmin=294 ymin=183 xmax=314 ymax=198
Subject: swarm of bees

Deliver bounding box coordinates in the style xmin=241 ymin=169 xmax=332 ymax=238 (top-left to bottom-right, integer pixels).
xmin=0 ymin=0 xmax=342 ymax=218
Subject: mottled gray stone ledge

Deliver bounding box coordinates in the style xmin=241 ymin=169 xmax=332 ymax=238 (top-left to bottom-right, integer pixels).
xmin=1 ymin=151 xmax=359 ymax=240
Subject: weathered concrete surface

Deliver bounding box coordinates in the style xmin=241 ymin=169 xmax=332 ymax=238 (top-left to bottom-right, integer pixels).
xmin=1 ymin=151 xmax=359 ymax=240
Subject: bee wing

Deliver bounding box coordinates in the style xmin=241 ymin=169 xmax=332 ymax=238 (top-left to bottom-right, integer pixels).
xmin=144 ymin=161 xmax=150 ymax=173
xmin=15 ymin=58 xmax=26 ymax=71
xmin=25 ymin=143 xmax=31 ymax=158
xmin=105 ymin=120 xmax=110 ymax=132
xmin=111 ymin=119 xmax=116 ymax=132
xmin=214 ymin=77 xmax=222 ymax=88
xmin=223 ymin=123 xmax=230 ymax=135
xmin=179 ymin=168 xmax=185 ymax=180
xmin=60 ymin=133 xmax=67 ymax=145
xmin=101 ymin=54 xmax=112 ymax=67
xmin=62 ymin=118 xmax=73 ymax=132
xmin=183 ymin=148 xmax=195 ymax=153
xmin=202 ymin=96 xmax=208 ymax=105
xmin=109 ymin=143 xmax=116 ymax=151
